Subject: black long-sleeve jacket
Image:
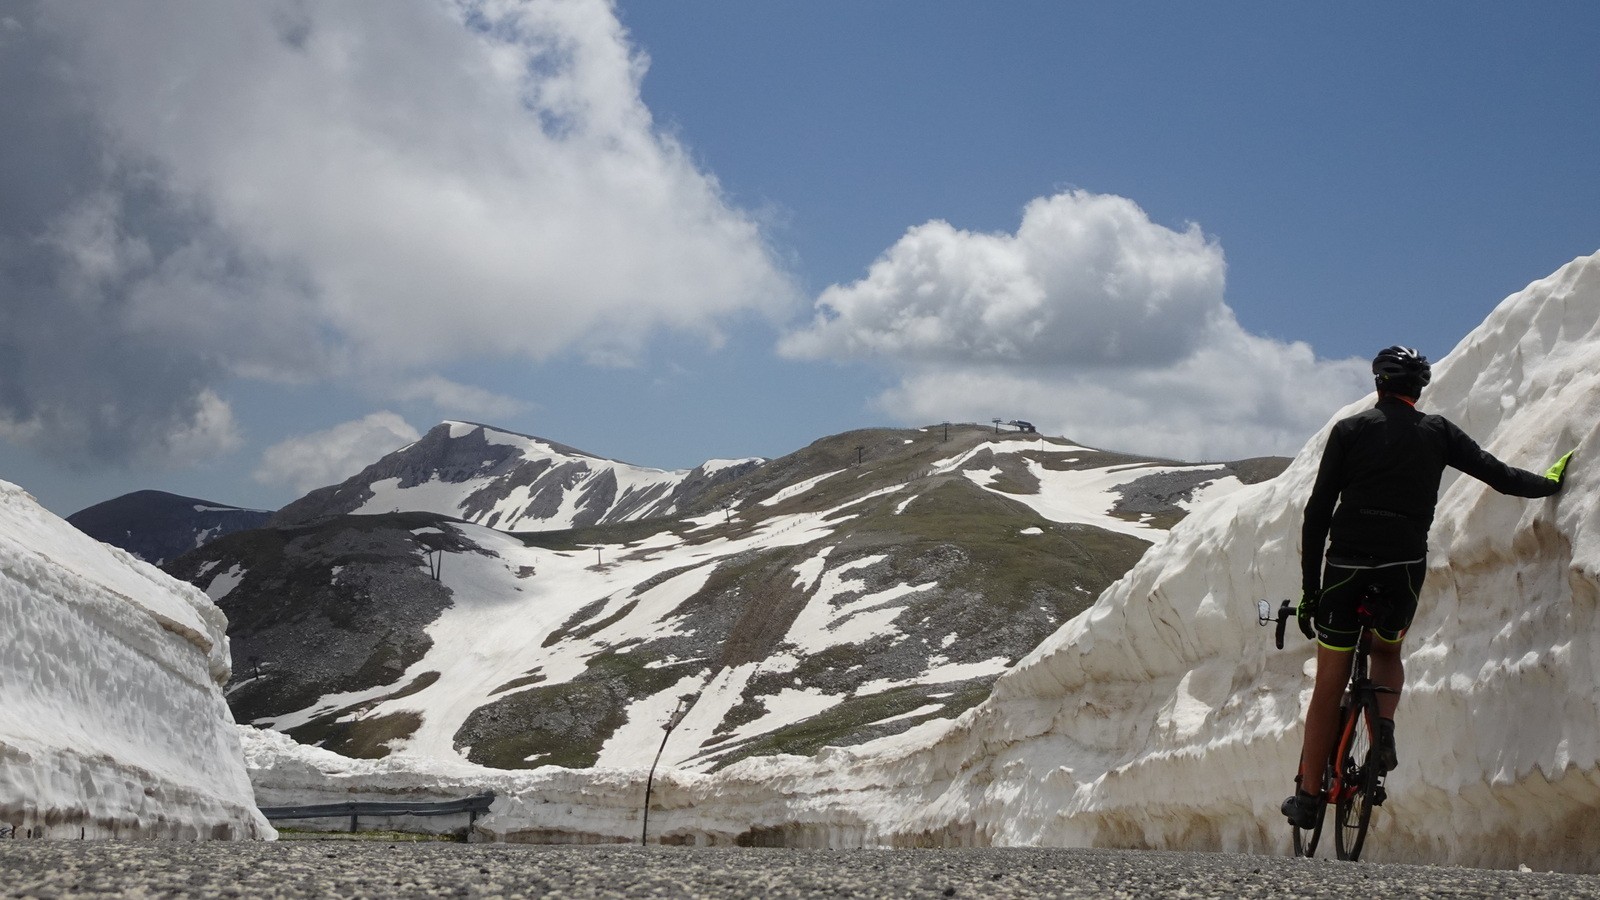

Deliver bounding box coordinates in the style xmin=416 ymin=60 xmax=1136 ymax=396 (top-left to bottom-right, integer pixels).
xmin=1301 ymin=395 xmax=1557 ymax=593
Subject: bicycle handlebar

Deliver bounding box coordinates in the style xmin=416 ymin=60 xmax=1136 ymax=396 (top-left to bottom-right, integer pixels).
xmin=1258 ymin=598 xmax=1293 ymax=650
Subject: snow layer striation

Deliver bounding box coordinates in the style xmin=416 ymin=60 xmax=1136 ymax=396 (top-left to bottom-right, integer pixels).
xmin=0 ymin=481 xmax=270 ymax=839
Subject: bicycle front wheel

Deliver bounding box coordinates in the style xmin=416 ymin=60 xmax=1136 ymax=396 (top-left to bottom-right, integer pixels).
xmin=1333 ymin=693 xmax=1381 ymax=860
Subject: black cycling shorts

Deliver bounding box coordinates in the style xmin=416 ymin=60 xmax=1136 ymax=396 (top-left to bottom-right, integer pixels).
xmin=1314 ymin=557 xmax=1425 ymax=651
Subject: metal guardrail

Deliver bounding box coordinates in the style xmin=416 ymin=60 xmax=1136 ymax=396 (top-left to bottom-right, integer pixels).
xmin=259 ymin=793 xmax=495 ymax=833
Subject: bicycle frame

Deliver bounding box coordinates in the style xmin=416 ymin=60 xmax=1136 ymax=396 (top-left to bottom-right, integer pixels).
xmin=1331 ymin=640 xmax=1376 ymax=804
xmin=1261 ymin=593 xmax=1393 ymax=861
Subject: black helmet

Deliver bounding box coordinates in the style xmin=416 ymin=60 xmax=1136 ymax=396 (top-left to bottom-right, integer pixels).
xmin=1372 ymin=345 xmax=1432 ymax=389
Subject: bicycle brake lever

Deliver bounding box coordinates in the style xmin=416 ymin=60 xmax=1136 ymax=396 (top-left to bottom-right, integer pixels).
xmin=1275 ymin=599 xmax=1292 ymax=650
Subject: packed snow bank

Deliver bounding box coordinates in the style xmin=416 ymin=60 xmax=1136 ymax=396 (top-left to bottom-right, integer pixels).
xmin=240 ymin=721 xmax=942 ymax=846
xmin=0 ymin=480 xmax=270 ymax=839
xmin=241 ymin=725 xmax=679 ymax=842
xmin=243 ymin=251 xmax=1600 ymax=871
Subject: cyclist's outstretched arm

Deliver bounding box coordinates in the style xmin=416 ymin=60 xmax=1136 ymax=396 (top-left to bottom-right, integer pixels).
xmin=1445 ymin=421 xmax=1568 ymax=498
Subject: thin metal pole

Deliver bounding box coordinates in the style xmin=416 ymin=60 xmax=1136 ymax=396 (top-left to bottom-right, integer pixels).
xmin=641 ymin=698 xmax=687 ymax=845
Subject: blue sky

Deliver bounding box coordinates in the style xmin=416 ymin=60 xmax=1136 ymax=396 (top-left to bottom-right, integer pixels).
xmin=2 ymin=1 xmax=1597 ymax=518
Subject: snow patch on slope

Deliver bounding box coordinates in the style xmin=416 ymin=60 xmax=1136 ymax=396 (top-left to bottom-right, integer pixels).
xmin=932 ymin=440 xmax=1233 ymax=536
xmin=977 ymin=460 xmax=1177 ymax=537
xmin=760 ymin=471 xmax=842 ymax=507
xmin=258 ymin=486 xmax=915 ymax=769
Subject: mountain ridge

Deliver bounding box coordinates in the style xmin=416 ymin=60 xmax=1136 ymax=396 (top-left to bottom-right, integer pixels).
xmin=161 ymin=422 xmax=1286 ymax=774
xmin=268 ymin=420 xmax=763 ymax=532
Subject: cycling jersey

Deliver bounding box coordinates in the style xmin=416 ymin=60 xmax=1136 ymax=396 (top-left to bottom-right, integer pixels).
xmin=1301 ymin=395 xmax=1558 ymax=595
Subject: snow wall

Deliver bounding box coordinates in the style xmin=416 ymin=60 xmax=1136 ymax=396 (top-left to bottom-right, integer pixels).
xmin=0 ymin=481 xmax=271 ymax=839
xmin=243 ymin=250 xmax=1600 ymax=870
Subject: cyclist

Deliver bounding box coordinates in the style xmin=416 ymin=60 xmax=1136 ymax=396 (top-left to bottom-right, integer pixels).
xmin=1281 ymin=345 xmax=1574 ymax=829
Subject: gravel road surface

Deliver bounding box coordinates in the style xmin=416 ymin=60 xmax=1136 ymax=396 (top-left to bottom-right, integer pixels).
xmin=3 ymin=842 xmax=1598 ymax=899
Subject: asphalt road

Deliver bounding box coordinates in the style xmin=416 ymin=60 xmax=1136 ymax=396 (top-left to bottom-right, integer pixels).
xmin=3 ymin=842 xmax=1598 ymax=899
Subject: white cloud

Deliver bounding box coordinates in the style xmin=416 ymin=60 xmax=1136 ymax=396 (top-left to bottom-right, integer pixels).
xmin=163 ymin=390 xmax=245 ymax=467
xmin=55 ymin=0 xmax=795 ymax=366
xmin=780 ymin=191 xmax=1227 ymax=366
xmin=783 ymin=190 xmax=1371 ymax=459
xmin=253 ymin=412 xmax=421 ymax=495
xmin=4 ymin=0 xmax=795 ymax=466
xmin=391 ymin=376 xmax=530 ymax=420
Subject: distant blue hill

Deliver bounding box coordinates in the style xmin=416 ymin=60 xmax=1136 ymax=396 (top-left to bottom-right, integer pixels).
xmin=68 ymin=489 xmax=271 ymax=566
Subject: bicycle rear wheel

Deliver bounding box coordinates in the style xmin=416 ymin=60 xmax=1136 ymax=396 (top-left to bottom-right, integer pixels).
xmin=1334 ymin=693 xmax=1381 ymax=860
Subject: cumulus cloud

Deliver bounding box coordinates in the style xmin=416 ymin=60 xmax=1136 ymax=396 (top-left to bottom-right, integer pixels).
xmin=0 ymin=0 xmax=794 ymax=467
xmin=780 ymin=191 xmax=1227 ymax=366
xmin=782 ymin=190 xmax=1371 ymax=459
xmin=254 ymin=412 xmax=421 ymax=495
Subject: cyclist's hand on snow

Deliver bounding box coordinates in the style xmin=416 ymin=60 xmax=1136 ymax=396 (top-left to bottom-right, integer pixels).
xmin=1296 ymin=590 xmax=1319 ymax=641
xmin=1546 ymin=449 xmax=1575 ymax=487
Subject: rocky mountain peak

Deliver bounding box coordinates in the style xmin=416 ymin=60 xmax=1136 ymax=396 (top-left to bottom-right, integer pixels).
xmin=269 ymin=421 xmax=762 ymax=532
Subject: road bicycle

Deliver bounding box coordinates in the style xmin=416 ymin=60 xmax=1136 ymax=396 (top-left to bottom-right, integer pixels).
xmin=1259 ymin=587 xmax=1395 ymax=860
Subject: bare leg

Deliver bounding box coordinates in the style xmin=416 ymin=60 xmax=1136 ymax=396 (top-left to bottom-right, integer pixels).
xmin=1368 ymin=638 xmax=1404 ymax=719
xmin=1298 ymin=644 xmax=1355 ymax=789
